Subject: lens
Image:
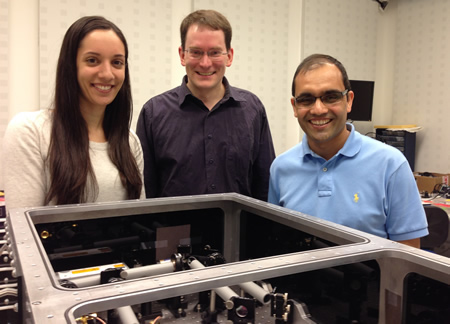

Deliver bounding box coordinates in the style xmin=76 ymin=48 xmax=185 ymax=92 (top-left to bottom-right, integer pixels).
xmin=208 ymin=50 xmax=222 ymax=58
xmin=322 ymin=93 xmax=342 ymax=104
xmin=296 ymin=96 xmax=315 ymax=107
xmin=188 ymin=49 xmax=203 ymax=59
xmin=236 ymin=305 xmax=248 ymax=318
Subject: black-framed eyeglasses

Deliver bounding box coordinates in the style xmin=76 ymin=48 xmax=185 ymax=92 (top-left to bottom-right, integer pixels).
xmin=184 ymin=48 xmax=228 ymax=60
xmin=293 ymin=89 xmax=349 ymax=109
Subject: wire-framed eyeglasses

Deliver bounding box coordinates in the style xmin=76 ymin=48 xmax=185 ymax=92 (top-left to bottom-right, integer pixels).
xmin=293 ymin=89 xmax=349 ymax=109
xmin=184 ymin=48 xmax=228 ymax=60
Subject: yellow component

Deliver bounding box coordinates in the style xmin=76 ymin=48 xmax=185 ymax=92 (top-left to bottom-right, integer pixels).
xmin=40 ymin=230 xmax=51 ymax=239
xmin=374 ymin=124 xmax=417 ymax=129
xmin=72 ymin=267 xmax=100 ymax=275
xmin=76 ymin=314 xmax=101 ymax=324
xmin=75 ymin=316 xmax=89 ymax=324
xmin=353 ymin=194 xmax=360 ymax=203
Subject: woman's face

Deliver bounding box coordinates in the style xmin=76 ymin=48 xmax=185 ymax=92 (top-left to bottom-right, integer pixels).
xmin=76 ymin=29 xmax=126 ymax=112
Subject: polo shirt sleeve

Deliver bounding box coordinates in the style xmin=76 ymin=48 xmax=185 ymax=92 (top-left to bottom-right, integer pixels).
xmin=268 ymin=161 xmax=281 ymax=205
xmin=385 ymin=161 xmax=429 ymax=241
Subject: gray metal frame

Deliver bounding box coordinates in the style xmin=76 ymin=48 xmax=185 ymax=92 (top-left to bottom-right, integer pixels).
xmin=5 ymin=193 xmax=450 ymax=323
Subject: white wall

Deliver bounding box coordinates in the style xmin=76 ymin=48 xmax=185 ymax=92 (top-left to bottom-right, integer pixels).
xmin=1 ymin=0 xmax=302 ymax=190
xmin=393 ymin=0 xmax=450 ymax=172
xmin=37 ymin=0 xmax=301 ymax=153
xmin=1 ymin=0 xmax=449 ymax=190
xmin=302 ymin=0 xmax=380 ymax=137
xmin=0 ymin=0 xmax=9 ymax=191
xmin=1 ymin=0 xmax=40 ymax=190
xmin=39 ymin=0 xmax=177 ymax=131
xmin=283 ymin=0 xmax=450 ymax=173
xmin=192 ymin=0 xmax=301 ymax=155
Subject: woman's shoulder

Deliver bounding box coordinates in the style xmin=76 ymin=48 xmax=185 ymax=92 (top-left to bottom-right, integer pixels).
xmin=128 ymin=129 xmax=142 ymax=151
xmin=128 ymin=128 xmax=139 ymax=142
xmin=4 ymin=109 xmax=53 ymax=152
xmin=7 ymin=109 xmax=53 ymax=132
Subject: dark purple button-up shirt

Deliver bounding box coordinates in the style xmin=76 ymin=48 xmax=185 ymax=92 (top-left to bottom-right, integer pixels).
xmin=136 ymin=76 xmax=275 ymax=201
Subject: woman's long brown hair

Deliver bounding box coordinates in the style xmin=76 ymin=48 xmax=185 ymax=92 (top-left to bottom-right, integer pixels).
xmin=45 ymin=16 xmax=142 ymax=205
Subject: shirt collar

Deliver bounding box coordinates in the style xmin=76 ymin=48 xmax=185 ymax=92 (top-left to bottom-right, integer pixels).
xmin=301 ymin=123 xmax=361 ymax=159
xmin=339 ymin=123 xmax=361 ymax=157
xmin=177 ymin=76 xmax=246 ymax=107
xmin=178 ymin=76 xmax=192 ymax=106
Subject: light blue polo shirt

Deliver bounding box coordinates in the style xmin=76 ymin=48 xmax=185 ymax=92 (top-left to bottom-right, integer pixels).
xmin=268 ymin=124 xmax=428 ymax=241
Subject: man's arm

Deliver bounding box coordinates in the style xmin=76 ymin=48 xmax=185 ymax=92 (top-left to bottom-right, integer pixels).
xmin=398 ymin=238 xmax=420 ymax=248
xmin=136 ymin=104 xmax=158 ymax=198
xmin=386 ymin=160 xmax=429 ymax=246
xmin=251 ymin=109 xmax=275 ymax=201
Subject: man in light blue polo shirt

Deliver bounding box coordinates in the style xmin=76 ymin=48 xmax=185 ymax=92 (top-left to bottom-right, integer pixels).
xmin=268 ymin=54 xmax=428 ymax=248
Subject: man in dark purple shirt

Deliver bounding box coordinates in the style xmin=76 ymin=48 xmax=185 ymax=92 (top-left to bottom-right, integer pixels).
xmin=136 ymin=9 xmax=275 ymax=201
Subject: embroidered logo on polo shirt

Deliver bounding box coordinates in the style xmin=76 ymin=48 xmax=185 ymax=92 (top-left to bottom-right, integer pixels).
xmin=353 ymin=193 xmax=360 ymax=203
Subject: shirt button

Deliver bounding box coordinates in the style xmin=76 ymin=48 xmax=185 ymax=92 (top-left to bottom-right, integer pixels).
xmin=207 ymin=134 xmax=212 ymax=139
xmin=323 ymin=167 xmax=328 ymax=172
xmin=211 ymin=184 xmax=216 ymax=189
xmin=208 ymin=159 xmax=214 ymax=164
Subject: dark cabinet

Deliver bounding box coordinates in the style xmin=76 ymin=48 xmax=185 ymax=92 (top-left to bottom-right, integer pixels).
xmin=375 ymin=128 xmax=416 ymax=171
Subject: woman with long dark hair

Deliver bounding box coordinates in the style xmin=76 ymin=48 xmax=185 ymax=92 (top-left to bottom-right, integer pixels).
xmin=4 ymin=16 xmax=144 ymax=209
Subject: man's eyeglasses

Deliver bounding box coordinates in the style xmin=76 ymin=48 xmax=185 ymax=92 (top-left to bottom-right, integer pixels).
xmin=184 ymin=48 xmax=228 ymax=60
xmin=293 ymin=89 xmax=349 ymax=109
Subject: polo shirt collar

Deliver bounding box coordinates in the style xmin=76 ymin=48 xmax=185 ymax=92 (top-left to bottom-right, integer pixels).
xmin=301 ymin=123 xmax=361 ymax=159
xmin=339 ymin=123 xmax=361 ymax=157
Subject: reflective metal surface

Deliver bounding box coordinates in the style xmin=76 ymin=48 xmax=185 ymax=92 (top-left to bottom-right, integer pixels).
xmin=4 ymin=193 xmax=449 ymax=323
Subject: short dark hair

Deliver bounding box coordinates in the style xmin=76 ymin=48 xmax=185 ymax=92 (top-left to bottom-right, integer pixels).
xmin=291 ymin=54 xmax=351 ymax=97
xmin=180 ymin=9 xmax=232 ymax=50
